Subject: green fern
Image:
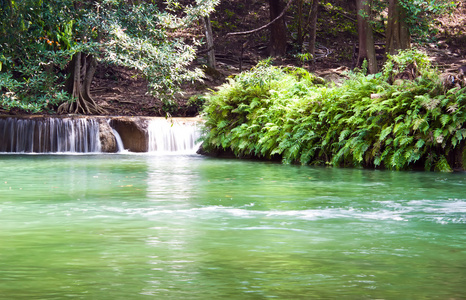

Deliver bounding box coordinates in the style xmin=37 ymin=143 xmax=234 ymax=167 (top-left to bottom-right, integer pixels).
xmin=201 ymin=52 xmax=464 ymax=172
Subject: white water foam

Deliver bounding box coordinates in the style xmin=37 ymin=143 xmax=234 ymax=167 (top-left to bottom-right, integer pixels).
xmin=147 ymin=119 xmax=202 ymax=154
xmin=97 ymin=201 xmax=466 ymax=225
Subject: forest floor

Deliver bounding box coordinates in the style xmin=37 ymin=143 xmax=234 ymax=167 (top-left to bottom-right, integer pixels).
xmin=89 ymin=0 xmax=466 ymax=117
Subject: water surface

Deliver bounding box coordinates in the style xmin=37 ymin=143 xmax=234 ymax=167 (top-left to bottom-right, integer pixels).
xmin=0 ymin=154 xmax=465 ymax=299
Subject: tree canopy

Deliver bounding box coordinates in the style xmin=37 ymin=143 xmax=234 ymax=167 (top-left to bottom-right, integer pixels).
xmin=0 ymin=0 xmax=219 ymax=113
xmin=0 ymin=0 xmax=461 ymax=114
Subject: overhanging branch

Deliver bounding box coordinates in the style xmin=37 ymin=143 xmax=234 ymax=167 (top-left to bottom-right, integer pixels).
xmin=226 ymin=0 xmax=294 ymax=37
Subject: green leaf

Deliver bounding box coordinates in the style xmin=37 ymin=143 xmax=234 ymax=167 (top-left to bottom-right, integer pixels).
xmin=339 ymin=129 xmax=352 ymax=142
xmin=440 ymin=114 xmax=450 ymax=127
xmin=379 ymin=125 xmax=393 ymax=141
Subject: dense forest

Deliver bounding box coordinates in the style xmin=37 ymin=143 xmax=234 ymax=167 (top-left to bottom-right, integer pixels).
xmin=1 ymin=0 xmax=465 ymax=170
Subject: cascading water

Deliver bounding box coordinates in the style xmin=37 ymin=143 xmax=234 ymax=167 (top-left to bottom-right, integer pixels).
xmin=147 ymin=119 xmax=202 ymax=154
xmin=0 ymin=117 xmax=202 ymax=154
xmin=0 ymin=117 xmax=101 ymax=153
xmin=112 ymin=128 xmax=126 ymax=153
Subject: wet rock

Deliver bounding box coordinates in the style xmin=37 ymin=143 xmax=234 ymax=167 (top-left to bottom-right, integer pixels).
xmin=454 ymin=141 xmax=466 ymax=172
xmin=98 ymin=119 xmax=117 ymax=153
xmin=110 ymin=117 xmax=148 ymax=152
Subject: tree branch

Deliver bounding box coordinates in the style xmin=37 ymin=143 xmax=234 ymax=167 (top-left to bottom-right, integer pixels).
xmin=320 ymin=3 xmax=356 ymax=23
xmin=226 ymin=0 xmax=294 ymax=37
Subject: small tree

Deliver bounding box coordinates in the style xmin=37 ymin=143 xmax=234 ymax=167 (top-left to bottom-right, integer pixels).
xmin=307 ymin=0 xmax=320 ymax=61
xmin=398 ymin=0 xmax=456 ymax=42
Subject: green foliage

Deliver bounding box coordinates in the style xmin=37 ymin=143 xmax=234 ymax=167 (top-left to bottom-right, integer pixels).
xmin=161 ymin=98 xmax=179 ymax=116
xmin=0 ymin=71 xmax=71 ymax=113
xmin=187 ymin=95 xmax=207 ymax=112
xmin=294 ymin=52 xmax=313 ymax=66
xmin=0 ymin=0 xmax=220 ymax=112
xmin=382 ymin=49 xmax=435 ymax=82
xmin=0 ymin=0 xmax=79 ymax=112
xmin=98 ymin=1 xmax=219 ymax=98
xmin=201 ymin=51 xmax=466 ymax=172
xmin=359 ymin=0 xmax=455 ymax=43
xmin=399 ymin=0 xmax=456 ymax=41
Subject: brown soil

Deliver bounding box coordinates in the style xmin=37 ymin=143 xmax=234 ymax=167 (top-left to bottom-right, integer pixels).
xmin=88 ymin=1 xmax=465 ymax=117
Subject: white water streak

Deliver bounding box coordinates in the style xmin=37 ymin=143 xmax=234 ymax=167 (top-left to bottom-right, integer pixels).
xmin=0 ymin=118 xmax=101 ymax=153
xmin=111 ymin=128 xmax=127 ymax=153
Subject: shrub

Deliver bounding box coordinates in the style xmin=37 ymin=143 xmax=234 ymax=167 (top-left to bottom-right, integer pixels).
xmin=201 ymin=51 xmax=466 ymax=172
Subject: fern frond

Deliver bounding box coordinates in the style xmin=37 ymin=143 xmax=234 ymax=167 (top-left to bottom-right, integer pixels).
xmin=440 ymin=114 xmax=451 ymax=127
xmin=379 ymin=125 xmax=393 ymax=141
xmin=435 ymin=155 xmax=452 ymax=172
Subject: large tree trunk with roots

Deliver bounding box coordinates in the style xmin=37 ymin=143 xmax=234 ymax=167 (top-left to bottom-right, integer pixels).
xmin=58 ymin=52 xmax=107 ymax=115
xmin=268 ymin=0 xmax=287 ymax=56
xmin=386 ymin=0 xmax=410 ymax=55
xmin=356 ymin=0 xmax=377 ymax=74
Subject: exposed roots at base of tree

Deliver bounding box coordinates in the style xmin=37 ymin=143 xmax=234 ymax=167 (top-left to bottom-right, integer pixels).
xmin=58 ymin=52 xmax=107 ymax=115
xmin=58 ymin=93 xmax=107 ymax=115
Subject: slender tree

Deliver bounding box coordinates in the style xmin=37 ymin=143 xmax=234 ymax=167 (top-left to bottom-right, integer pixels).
xmin=307 ymin=0 xmax=320 ymax=60
xmin=297 ymin=0 xmax=304 ymax=49
xmin=203 ymin=15 xmax=216 ymax=69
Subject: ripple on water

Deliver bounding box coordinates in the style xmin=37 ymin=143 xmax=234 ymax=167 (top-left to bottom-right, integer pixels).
xmin=76 ymin=202 xmax=466 ymax=225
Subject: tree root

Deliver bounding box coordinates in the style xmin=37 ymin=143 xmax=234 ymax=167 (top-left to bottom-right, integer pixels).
xmin=58 ymin=52 xmax=108 ymax=115
xmin=58 ymin=93 xmax=108 ymax=115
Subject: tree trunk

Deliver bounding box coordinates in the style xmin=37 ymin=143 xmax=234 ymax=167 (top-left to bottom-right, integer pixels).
xmin=356 ymin=0 xmax=377 ymax=73
xmin=297 ymin=0 xmax=304 ymax=50
xmin=386 ymin=0 xmax=410 ymax=55
xmin=203 ymin=15 xmax=216 ymax=69
xmin=59 ymin=52 xmax=106 ymax=115
xmin=307 ymin=0 xmax=319 ymax=61
xmin=268 ymin=0 xmax=287 ymax=56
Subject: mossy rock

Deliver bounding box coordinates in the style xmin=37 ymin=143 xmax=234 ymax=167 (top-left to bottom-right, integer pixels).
xmin=202 ymin=65 xmax=224 ymax=81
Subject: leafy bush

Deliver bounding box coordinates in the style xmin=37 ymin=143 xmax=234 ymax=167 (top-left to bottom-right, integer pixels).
xmin=382 ymin=49 xmax=437 ymax=83
xmin=201 ymin=51 xmax=466 ymax=172
xmin=0 ymin=68 xmax=71 ymax=113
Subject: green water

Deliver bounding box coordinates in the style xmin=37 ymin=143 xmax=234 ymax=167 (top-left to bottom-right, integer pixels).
xmin=0 ymin=154 xmax=465 ymax=299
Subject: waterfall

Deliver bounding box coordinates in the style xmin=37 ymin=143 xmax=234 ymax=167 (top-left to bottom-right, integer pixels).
xmin=112 ymin=128 xmax=126 ymax=153
xmin=147 ymin=119 xmax=202 ymax=153
xmin=0 ymin=117 xmax=203 ymax=154
xmin=0 ymin=117 xmax=101 ymax=153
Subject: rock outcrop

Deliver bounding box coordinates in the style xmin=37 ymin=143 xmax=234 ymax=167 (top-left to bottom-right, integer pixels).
xmin=110 ymin=117 xmax=148 ymax=152
xmin=98 ymin=119 xmax=118 ymax=153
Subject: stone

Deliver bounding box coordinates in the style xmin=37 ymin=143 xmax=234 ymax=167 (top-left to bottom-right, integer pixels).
xmin=98 ymin=119 xmax=117 ymax=153
xmin=109 ymin=117 xmax=148 ymax=152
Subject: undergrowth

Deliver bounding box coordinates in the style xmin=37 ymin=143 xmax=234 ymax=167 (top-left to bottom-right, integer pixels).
xmin=201 ymin=51 xmax=466 ymax=172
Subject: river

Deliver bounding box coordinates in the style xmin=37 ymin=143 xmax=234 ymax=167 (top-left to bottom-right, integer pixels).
xmin=0 ymin=154 xmax=465 ymax=299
